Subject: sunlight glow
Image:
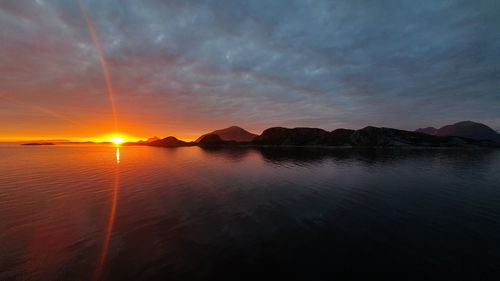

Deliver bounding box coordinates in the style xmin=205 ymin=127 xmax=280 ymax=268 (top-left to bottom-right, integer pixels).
xmin=109 ymin=136 xmax=125 ymax=145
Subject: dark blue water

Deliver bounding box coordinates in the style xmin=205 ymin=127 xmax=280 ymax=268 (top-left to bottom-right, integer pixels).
xmin=1 ymin=145 xmax=500 ymax=280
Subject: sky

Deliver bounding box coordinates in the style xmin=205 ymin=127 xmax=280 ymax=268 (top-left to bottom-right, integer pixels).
xmin=1 ymin=0 xmax=499 ymax=141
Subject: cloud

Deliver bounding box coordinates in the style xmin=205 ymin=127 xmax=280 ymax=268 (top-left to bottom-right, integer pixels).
xmin=0 ymin=0 xmax=499 ymax=138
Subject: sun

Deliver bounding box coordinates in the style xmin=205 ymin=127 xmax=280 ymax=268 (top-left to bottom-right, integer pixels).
xmin=109 ymin=136 xmax=125 ymax=145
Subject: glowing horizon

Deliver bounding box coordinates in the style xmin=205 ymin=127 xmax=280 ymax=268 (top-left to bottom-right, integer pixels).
xmin=109 ymin=136 xmax=124 ymax=145
xmin=1 ymin=1 xmax=499 ymax=143
xmin=0 ymin=133 xmax=196 ymax=143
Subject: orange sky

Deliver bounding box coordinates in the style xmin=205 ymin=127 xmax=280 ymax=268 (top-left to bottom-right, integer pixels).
xmin=0 ymin=1 xmax=261 ymax=143
xmin=0 ymin=106 xmax=243 ymax=142
xmin=0 ymin=87 xmax=268 ymax=142
xmin=0 ymin=91 xmax=252 ymax=142
xmin=1 ymin=1 xmax=499 ymax=142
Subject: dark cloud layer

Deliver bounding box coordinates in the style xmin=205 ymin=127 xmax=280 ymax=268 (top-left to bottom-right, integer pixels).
xmin=1 ymin=0 xmax=499 ymax=139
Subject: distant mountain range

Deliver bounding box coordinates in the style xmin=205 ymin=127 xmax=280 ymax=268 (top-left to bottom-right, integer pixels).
xmin=252 ymin=126 xmax=497 ymax=147
xmin=129 ymin=121 xmax=500 ymax=148
xmin=415 ymin=121 xmax=500 ymax=143
xmin=23 ymin=121 xmax=498 ymax=148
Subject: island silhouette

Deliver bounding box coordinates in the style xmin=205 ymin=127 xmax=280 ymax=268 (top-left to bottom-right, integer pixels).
xmin=21 ymin=121 xmax=500 ymax=147
xmin=124 ymin=121 xmax=500 ymax=148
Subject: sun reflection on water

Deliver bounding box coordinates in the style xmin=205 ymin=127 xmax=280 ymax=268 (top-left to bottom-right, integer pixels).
xmin=116 ymin=147 xmax=120 ymax=164
xmin=93 ymin=147 xmax=121 ymax=280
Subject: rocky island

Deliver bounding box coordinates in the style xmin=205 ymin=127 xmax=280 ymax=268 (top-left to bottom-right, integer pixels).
xmin=129 ymin=122 xmax=500 ymax=148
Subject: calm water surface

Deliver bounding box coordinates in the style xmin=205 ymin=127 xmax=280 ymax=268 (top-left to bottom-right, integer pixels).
xmin=1 ymin=145 xmax=500 ymax=280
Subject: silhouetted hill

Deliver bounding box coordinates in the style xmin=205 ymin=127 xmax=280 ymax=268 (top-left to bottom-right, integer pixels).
xmin=124 ymin=123 xmax=500 ymax=149
xmin=128 ymin=136 xmax=161 ymax=145
xmin=415 ymin=127 xmax=437 ymax=135
xmin=197 ymin=134 xmax=236 ymax=146
xmin=349 ymin=126 xmax=465 ymax=147
xmin=147 ymin=136 xmax=193 ymax=147
xmin=22 ymin=142 xmax=55 ymax=146
xmin=327 ymin=129 xmax=356 ymax=145
xmin=253 ymin=127 xmax=331 ymax=146
xmin=434 ymin=121 xmax=500 ymax=143
xmin=253 ymin=126 xmax=498 ymax=147
xmin=196 ymin=126 xmax=257 ymax=143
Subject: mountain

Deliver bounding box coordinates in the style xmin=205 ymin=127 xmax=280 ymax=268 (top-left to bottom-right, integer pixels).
xmin=348 ymin=126 xmax=465 ymax=147
xmin=125 ymin=123 xmax=500 ymax=149
xmin=147 ymin=136 xmax=193 ymax=147
xmin=253 ymin=126 xmax=498 ymax=147
xmin=196 ymin=126 xmax=257 ymax=143
xmin=415 ymin=127 xmax=437 ymax=135
xmin=128 ymin=136 xmax=161 ymax=145
xmin=434 ymin=121 xmax=500 ymax=143
xmin=197 ymin=134 xmax=230 ymax=146
xmin=253 ymin=127 xmax=331 ymax=146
